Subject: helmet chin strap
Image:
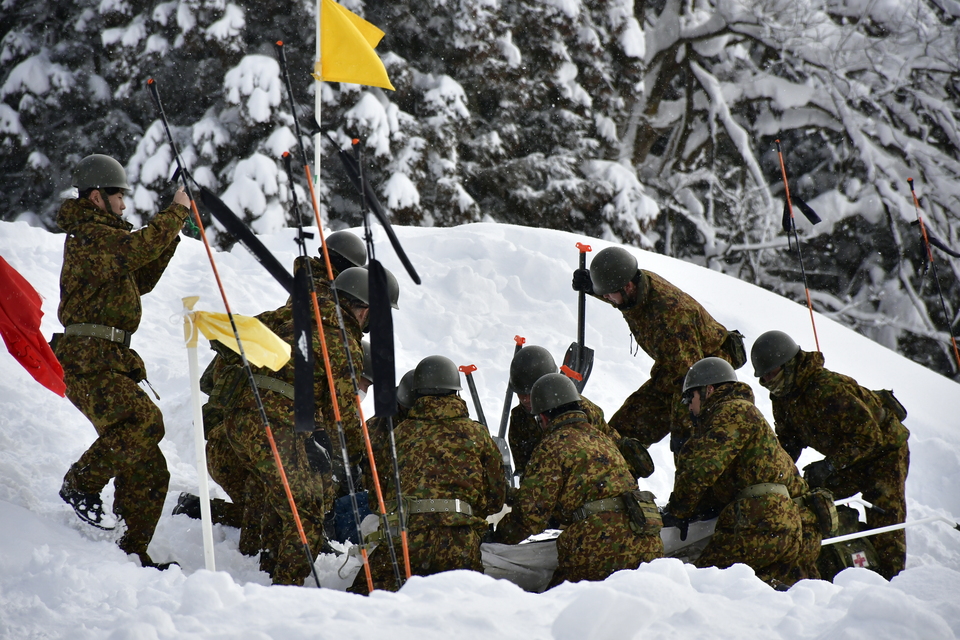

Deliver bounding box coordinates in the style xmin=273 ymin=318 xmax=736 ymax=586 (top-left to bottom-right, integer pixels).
xmin=97 ymin=189 xmax=121 ymax=218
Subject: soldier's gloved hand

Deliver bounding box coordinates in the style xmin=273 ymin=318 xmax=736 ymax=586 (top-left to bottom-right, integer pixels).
xmin=803 ymin=459 xmax=836 ymax=489
xmin=571 ymin=268 xmax=594 ymax=294
xmin=619 ymin=437 xmax=655 ymax=479
xmin=305 ymin=432 xmax=333 ymax=475
xmin=660 ymin=509 xmax=689 ymax=541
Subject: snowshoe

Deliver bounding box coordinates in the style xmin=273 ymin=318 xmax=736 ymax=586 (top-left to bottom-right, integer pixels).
xmin=171 ymin=492 xmax=202 ymax=519
xmin=59 ymin=480 xmax=114 ymax=531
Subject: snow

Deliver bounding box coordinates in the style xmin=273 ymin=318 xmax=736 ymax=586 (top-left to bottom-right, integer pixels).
xmin=2 ymin=218 xmax=960 ymax=639
xmin=224 ymin=55 xmax=283 ymax=125
xmin=204 ymin=3 xmax=245 ymax=45
xmin=0 ymin=50 xmax=74 ymax=99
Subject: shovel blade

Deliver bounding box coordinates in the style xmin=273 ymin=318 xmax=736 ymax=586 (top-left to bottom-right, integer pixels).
xmin=562 ymin=342 xmax=594 ymax=393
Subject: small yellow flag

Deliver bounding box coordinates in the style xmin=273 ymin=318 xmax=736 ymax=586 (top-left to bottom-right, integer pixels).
xmin=314 ymin=0 xmax=395 ymax=90
xmin=193 ymin=311 xmax=291 ymax=372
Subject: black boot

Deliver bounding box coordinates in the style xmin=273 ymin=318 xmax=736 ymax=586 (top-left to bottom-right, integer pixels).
xmin=133 ymin=552 xmax=180 ymax=571
xmin=171 ymin=492 xmax=202 ymax=519
xmin=60 ymin=477 xmax=114 ymax=530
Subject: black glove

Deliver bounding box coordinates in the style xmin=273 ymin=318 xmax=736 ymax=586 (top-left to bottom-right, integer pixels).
xmin=571 ymin=268 xmax=594 ymax=294
xmin=305 ymin=432 xmax=333 ymax=475
xmin=803 ymin=459 xmax=836 ymax=489
xmin=660 ymin=509 xmax=689 ymax=542
xmin=619 ymin=437 xmax=655 ymax=479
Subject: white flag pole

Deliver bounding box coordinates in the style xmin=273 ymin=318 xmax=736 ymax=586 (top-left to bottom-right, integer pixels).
xmin=182 ymin=295 xmax=216 ymax=571
xmin=315 ymin=0 xmax=323 ymax=192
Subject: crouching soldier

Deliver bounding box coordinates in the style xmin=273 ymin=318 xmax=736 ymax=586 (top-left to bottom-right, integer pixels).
xmin=663 ymin=358 xmax=803 ymax=588
xmin=496 ymin=373 xmax=663 ymax=587
xmin=356 ymin=355 xmax=506 ymax=592
xmin=507 ymin=345 xmax=654 ymax=484
xmin=752 ymin=330 xmax=909 ymax=579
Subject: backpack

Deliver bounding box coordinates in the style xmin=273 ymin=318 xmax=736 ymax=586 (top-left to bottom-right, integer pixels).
xmin=816 ymin=504 xmax=882 ymax=581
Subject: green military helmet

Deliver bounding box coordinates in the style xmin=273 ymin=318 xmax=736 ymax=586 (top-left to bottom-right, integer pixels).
xmin=589 ymin=246 xmax=639 ymax=296
xmin=72 ymin=154 xmax=131 ymax=192
xmin=751 ymin=330 xmax=800 ymax=377
xmin=509 ymin=345 xmax=558 ymax=394
xmin=363 ymin=265 xmax=400 ymax=310
xmin=361 ymin=339 xmax=373 ymax=382
xmin=332 ymin=266 xmax=370 ymax=305
xmin=396 ymin=369 xmax=416 ymax=408
xmin=683 ymin=357 xmax=738 ymax=393
xmin=384 ymin=266 xmax=400 ymax=310
xmin=529 ymin=372 xmax=581 ymax=415
xmin=324 ymin=231 xmax=367 ymax=269
xmin=413 ymin=355 xmax=462 ymax=394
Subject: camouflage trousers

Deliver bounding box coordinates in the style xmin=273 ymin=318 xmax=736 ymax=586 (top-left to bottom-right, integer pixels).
xmin=825 ymin=444 xmax=909 ymax=580
xmin=226 ymin=406 xmax=328 ymax=585
xmin=552 ymin=512 xmax=664 ymax=587
xmin=62 ymin=369 xmax=169 ymax=557
xmin=793 ymin=504 xmax=822 ymax=582
xmin=608 ymin=381 xmax=690 ymax=453
xmin=351 ymin=514 xmax=486 ymax=594
xmin=696 ymin=493 xmax=803 ymax=586
xmin=206 ymin=423 xmax=263 ymax=556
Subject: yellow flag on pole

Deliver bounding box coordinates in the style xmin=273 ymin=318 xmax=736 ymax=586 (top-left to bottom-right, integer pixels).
xmin=313 ymin=0 xmax=395 ymax=90
xmin=192 ymin=311 xmax=291 ymax=372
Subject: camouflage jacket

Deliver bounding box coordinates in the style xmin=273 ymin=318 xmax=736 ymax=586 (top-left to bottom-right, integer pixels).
xmin=502 ymin=410 xmax=637 ymax=542
xmin=669 ymin=382 xmax=800 ymax=519
xmin=613 ymin=271 xmax=730 ymax=396
xmin=508 ymin=395 xmax=617 ymax=479
xmin=55 ymin=197 xmax=187 ymax=376
xmin=391 ymin=394 xmax=506 ymax=528
xmin=234 ymin=282 xmax=365 ymax=458
xmin=772 ymin=351 xmax=909 ymax=470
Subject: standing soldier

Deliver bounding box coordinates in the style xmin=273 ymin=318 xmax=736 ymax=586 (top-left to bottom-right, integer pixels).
xmin=751 ymin=330 xmax=910 ymax=579
xmin=496 ymin=373 xmax=663 ymax=586
xmin=358 ymin=355 xmax=506 ymax=592
xmin=663 ymin=358 xmax=803 ymax=587
xmin=56 ymin=154 xmax=189 ymax=569
xmin=507 ymin=345 xmax=653 ymax=483
xmin=572 ymin=246 xmax=744 ymax=456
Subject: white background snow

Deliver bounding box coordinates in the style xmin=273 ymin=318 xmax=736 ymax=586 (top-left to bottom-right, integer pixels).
xmin=2 ymin=217 xmax=960 ymax=639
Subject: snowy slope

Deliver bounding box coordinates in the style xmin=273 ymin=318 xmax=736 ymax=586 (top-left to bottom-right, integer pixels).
xmin=1 ymin=218 xmax=959 ymax=640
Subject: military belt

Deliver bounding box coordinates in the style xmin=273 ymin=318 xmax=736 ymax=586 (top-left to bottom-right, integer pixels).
xmin=64 ymin=323 xmax=132 ymax=348
xmin=571 ymin=496 xmax=626 ymax=522
xmin=252 ymin=374 xmax=294 ymax=400
xmin=735 ymin=483 xmax=789 ymax=501
xmin=405 ymin=498 xmax=473 ymax=516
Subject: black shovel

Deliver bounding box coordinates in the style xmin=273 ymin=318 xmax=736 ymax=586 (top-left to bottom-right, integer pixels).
xmin=562 ymin=242 xmax=594 ymax=392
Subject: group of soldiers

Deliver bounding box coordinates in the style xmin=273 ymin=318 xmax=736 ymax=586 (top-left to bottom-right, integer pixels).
xmin=55 ymin=153 xmax=910 ymax=590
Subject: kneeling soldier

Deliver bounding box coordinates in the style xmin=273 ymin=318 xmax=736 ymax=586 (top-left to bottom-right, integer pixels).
xmin=357 ymin=355 xmax=506 ymax=592
xmin=496 ymin=373 xmax=663 ymax=587
xmin=663 ymin=357 xmax=803 ymax=587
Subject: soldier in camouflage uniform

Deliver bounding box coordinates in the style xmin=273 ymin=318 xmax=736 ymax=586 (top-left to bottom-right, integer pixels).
xmin=572 ymin=247 xmax=743 ymax=455
xmin=752 ymin=330 xmax=910 ymax=579
xmin=55 ymin=154 xmax=189 ymax=569
xmin=356 ymin=355 xmax=506 ymax=593
xmin=225 ymin=264 xmax=369 ymax=585
xmin=664 ymin=358 xmax=803 ymax=587
xmin=497 ymin=373 xmax=663 ymax=586
xmin=507 ymin=345 xmax=654 ymax=483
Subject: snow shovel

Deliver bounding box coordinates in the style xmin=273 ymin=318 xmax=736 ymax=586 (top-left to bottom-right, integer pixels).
xmin=563 ymin=242 xmax=594 ymax=392
xmin=460 ymin=364 xmax=514 ymax=491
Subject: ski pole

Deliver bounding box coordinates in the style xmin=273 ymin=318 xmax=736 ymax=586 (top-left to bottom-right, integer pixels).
xmin=775 ymin=140 xmax=821 ymax=352
xmin=460 ymin=364 xmax=512 ymax=495
xmin=147 ymin=78 xmax=321 ymax=588
xmin=275 ymin=42 xmax=402 ymax=591
xmin=907 ymin=178 xmax=960 ymax=371
xmin=822 ymin=515 xmax=960 ymax=546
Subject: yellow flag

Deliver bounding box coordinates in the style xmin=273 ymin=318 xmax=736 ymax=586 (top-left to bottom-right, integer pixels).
xmin=193 ymin=311 xmax=291 ymax=372
xmin=314 ymin=0 xmax=395 ymax=90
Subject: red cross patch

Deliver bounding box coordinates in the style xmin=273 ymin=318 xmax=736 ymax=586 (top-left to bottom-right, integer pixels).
xmin=852 ymin=551 xmax=869 ymax=568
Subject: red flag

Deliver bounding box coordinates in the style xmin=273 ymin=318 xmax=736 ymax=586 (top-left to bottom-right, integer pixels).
xmin=0 ymin=256 xmax=65 ymax=396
